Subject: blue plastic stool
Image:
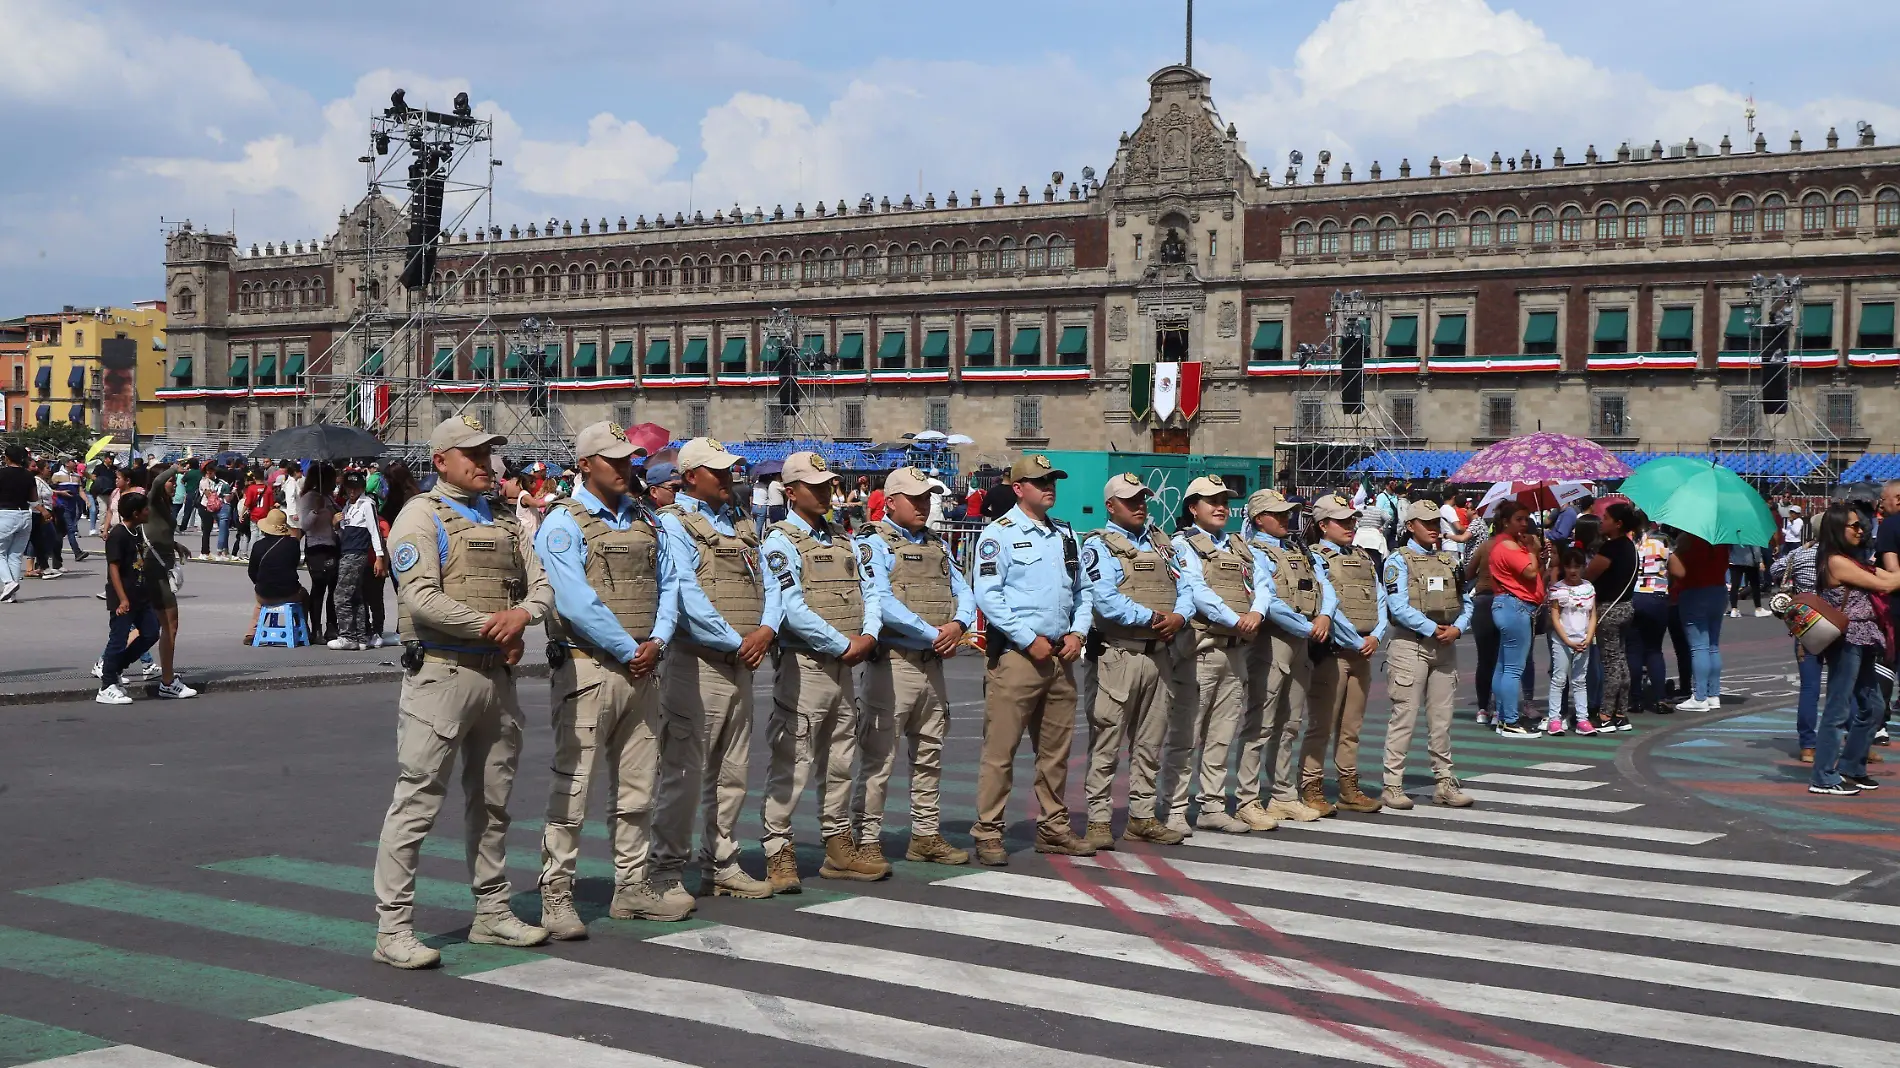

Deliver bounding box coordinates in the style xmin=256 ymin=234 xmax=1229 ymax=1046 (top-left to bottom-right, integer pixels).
xmin=253 ymin=602 xmax=310 ymax=648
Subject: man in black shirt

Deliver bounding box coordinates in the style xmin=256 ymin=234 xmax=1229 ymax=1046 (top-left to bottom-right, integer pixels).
xmin=99 ymin=492 xmax=164 ymax=705
xmin=0 ymin=444 xmax=34 ymax=603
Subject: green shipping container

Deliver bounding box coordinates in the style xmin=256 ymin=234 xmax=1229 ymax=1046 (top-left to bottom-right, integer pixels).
xmin=1041 ymin=451 xmax=1275 ymax=535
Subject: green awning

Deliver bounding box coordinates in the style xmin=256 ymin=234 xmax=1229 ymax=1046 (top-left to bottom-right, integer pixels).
xmin=228 ymin=356 xmax=249 ymax=380
xmin=1385 ymin=316 xmax=1418 ymax=347
xmin=645 ymin=339 xmax=670 ymax=368
xmin=1801 ymin=303 xmax=1834 ymax=341
xmin=1432 ymin=314 xmax=1467 ymax=347
xmin=921 ymin=330 xmax=950 ymax=360
xmin=877 ymin=331 xmax=906 ymax=361
xmin=168 ymin=357 xmax=192 ymax=379
xmin=473 ymin=346 xmax=494 ymax=372
xmin=718 ymin=337 xmax=747 ymax=368
xmin=1657 ymin=307 xmax=1694 ymax=342
xmin=966 ymin=328 xmax=995 ymax=358
xmin=1522 ymin=311 xmax=1558 ymax=346
xmin=1593 ymin=309 xmax=1629 ymax=344
xmin=1251 ymin=321 xmax=1285 ymax=353
xmin=572 ymin=342 xmax=597 ymax=371
xmin=1859 ymin=302 xmax=1895 ymax=339
xmin=433 ymin=347 xmax=455 ymax=376
xmin=836 ymin=334 xmax=865 ymax=362
xmin=362 ymin=349 xmax=384 ymax=375
xmin=606 ymin=341 xmax=632 ymax=370
xmin=285 ymin=352 xmax=305 ymax=376
xmin=542 ymin=343 xmax=562 ymax=374
xmin=1724 ymin=306 xmax=1752 ymax=339
xmin=503 ymin=350 xmax=525 ymax=371
xmin=1057 ymin=326 xmax=1088 ymax=356
xmin=1011 ymin=327 xmax=1042 ymax=358
xmin=254 ymin=354 xmax=277 ymax=378
xmin=681 ymin=339 xmax=708 ymax=367
xmin=801 ymin=335 xmax=826 ymax=356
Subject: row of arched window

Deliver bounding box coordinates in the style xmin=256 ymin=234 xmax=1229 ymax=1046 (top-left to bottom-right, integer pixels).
xmin=1290 ymin=188 xmax=1900 ymax=256
xmin=237 ymin=277 xmax=328 ymax=311
xmin=428 ymin=235 xmax=1072 ymax=301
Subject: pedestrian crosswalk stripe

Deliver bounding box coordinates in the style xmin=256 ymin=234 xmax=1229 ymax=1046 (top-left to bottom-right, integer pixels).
xmin=799 ymin=895 xmax=1900 ymax=1068
xmin=649 ymin=924 xmax=1577 ymax=1068
xmin=1379 ymin=804 xmax=1721 ymax=845
xmin=1431 ymin=788 xmax=1639 ymax=812
xmin=1157 ymin=835 xmax=1900 ymax=923
xmin=1465 ymin=772 xmax=1608 ymax=790
xmin=0 ymin=1013 xmax=113 ymax=1066
xmin=1271 ymin=817 xmax=1864 ymax=884
xmin=255 ymin=999 xmax=694 ymax=1068
xmin=943 ymin=867 xmax=1900 ymax=1016
xmin=470 ymin=957 xmax=1162 ymax=1068
xmin=1526 ymin=761 xmax=1595 ymax=772
xmin=33 ymin=1048 xmax=214 ymax=1067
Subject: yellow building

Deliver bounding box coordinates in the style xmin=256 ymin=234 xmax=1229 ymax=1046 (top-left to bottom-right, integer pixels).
xmin=26 ymin=302 xmax=170 ymax=440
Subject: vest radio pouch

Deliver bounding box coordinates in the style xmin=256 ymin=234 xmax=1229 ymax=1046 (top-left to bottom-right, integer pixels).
xmin=401 ymin=641 xmax=425 ymax=673
xmin=546 ymin=641 xmax=570 ymax=670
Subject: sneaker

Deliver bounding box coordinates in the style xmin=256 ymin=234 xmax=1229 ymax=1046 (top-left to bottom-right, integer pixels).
xmin=1381 ymin=786 xmax=1415 ymax=810
xmin=1163 ymin=813 xmax=1194 ymax=839
xmin=369 ymin=634 xmax=386 ymax=648
xmin=1474 ymin=709 xmax=1491 ymax=726
xmin=0 ymin=581 xmax=18 ymax=602
xmin=73 ymin=550 xmax=90 ymax=562
xmin=1195 ymin=808 xmax=1252 ymax=834
xmin=1611 ymin=713 xmax=1633 ymax=732
xmin=1085 ymin=821 xmax=1117 ymax=850
xmin=1650 ymin=702 xmax=1676 ymax=715
xmin=1234 ymin=799 xmax=1280 ymax=831
xmin=372 ymin=930 xmax=442 ymax=969
xmin=706 ymin=861 xmax=774 ymax=898
xmin=1809 ymin=780 xmax=1863 ymax=796
xmin=1707 ymin=696 xmax=1722 ymax=710
xmin=1123 ymin=817 xmax=1186 ymax=845
xmin=1265 ymin=797 xmax=1323 ymax=823
xmin=90 ymin=659 xmax=103 ymax=679
xmin=39 ymin=568 xmax=62 ymax=579
xmin=157 ymin=678 xmax=198 ymax=699
xmin=973 ymin=838 xmax=1010 ymax=867
xmin=904 ymin=833 xmax=969 ymax=865
xmin=1544 ymin=715 xmax=1566 ymax=736
xmin=327 ymin=637 xmax=364 ymax=650
xmin=765 ymin=846 xmax=802 ymax=893
xmin=1847 ymin=774 xmax=1881 ymax=791
xmin=1878 ymin=727 xmax=1891 ymax=746
xmin=142 ymin=661 xmax=163 ymax=679
xmin=94 ymin=591 xmax=106 ymax=600
xmin=468 ymin=910 xmax=549 ymax=946
xmin=539 ymin=881 xmax=588 ymax=941
xmin=1574 ymin=717 xmax=1598 ymax=736
xmin=1494 ymin=723 xmax=1538 ymax=738
xmin=1754 ymin=607 xmax=1772 ymax=617
xmin=94 ymin=684 xmax=132 ymax=706
xmin=1727 ymin=608 xmax=1740 ymax=618
xmin=1675 ymin=698 xmax=1710 ymax=713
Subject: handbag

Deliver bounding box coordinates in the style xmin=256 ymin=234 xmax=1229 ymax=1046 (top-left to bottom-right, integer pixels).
xmin=1784 ymin=593 xmax=1845 ymax=654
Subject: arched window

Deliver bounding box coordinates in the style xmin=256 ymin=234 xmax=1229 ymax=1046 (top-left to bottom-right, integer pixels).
xmin=1376 ymin=215 xmax=1398 ymax=252
xmin=315 ymin=279 xmax=328 ymax=305
xmin=1631 ymin=201 xmax=1656 ymax=239
xmin=953 ymin=239 xmax=971 ymax=271
xmin=1762 ymin=193 xmax=1787 ymax=233
xmin=442 ymin=272 xmax=455 ymax=302
xmin=1532 ymin=206 xmax=1555 ymax=244
xmin=937 ymin=240 xmax=956 ymax=272
xmin=661 ymin=258 xmax=676 ymax=286
xmin=1560 ymin=205 xmax=1583 ymax=242
xmin=1801 ymin=191 xmax=1828 ymax=231
xmin=1023 ymin=237 xmax=1043 ymax=269
xmin=1595 ymin=203 xmax=1619 ymax=242
xmin=1407 ymin=214 xmax=1430 ymax=251
xmin=582 ymin=263 xmax=597 ymax=291
xmin=1318 ymin=220 xmax=1341 ymax=255
xmin=977 ymin=238 xmax=996 ymax=271
xmin=1834 ymin=189 xmax=1860 ymax=229
xmin=1730 ymin=195 xmax=1755 ymax=234
xmin=1434 ymin=212 xmax=1457 ymax=248
xmin=698 ymin=257 xmax=713 ymax=285
xmin=816 ymin=249 xmax=835 ymax=279
xmin=1469 ymin=210 xmax=1493 ymax=247
xmin=719 ymin=255 xmax=735 ymax=284
xmin=1877 ymin=188 xmax=1900 ymax=227
xmin=1655 ymin=200 xmax=1680 ymax=239
xmin=861 ymin=246 xmax=880 ymax=276
xmin=1497 ymin=207 xmax=1519 ymax=245
xmin=1294 ymin=220 xmax=1316 ymax=256
xmin=1047 ymin=235 xmax=1068 ymax=267
xmin=1350 ymin=218 xmax=1373 ymax=253
xmin=995 ymin=238 xmax=1012 ymax=271
xmin=800 ymin=250 xmax=818 ymax=281
xmin=736 ymin=254 xmax=751 ymax=283
xmin=757 ymin=255 xmax=775 ymax=283
xmin=300 ymin=279 xmax=313 ymax=305
xmin=605 ymin=263 xmax=619 ymax=289
xmin=1692 ymin=197 xmax=1717 ymax=236
xmin=567 ymin=264 xmax=582 ymax=292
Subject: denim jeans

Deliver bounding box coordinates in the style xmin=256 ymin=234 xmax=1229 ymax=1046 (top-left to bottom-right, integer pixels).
xmin=87 ymin=493 xmax=105 ymax=531
xmin=215 ymin=505 xmax=231 ymax=554
xmin=101 ymin=604 xmax=162 ymax=687
xmin=1677 ymin=585 xmax=1727 ymax=700
xmin=1548 ymin=637 xmax=1591 ymax=721
xmin=1490 ymin=595 xmax=1536 ymax=726
xmin=1795 ymin=642 xmax=1823 ymax=750
xmin=0 ymin=508 xmax=31 ymax=587
xmin=1630 ymin=592 xmax=1670 ymax=707
xmin=1813 ymin=640 xmax=1882 ymax=787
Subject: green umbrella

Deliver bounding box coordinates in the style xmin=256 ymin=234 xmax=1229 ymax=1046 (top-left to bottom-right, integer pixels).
xmin=1618 ymin=456 xmax=1776 ymax=547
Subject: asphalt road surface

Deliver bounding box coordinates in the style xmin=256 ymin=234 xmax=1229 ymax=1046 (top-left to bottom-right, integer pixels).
xmin=1 ymin=612 xmax=1895 ymax=1068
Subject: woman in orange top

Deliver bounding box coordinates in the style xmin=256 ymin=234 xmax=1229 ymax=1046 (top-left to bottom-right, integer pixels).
xmin=1486 ymin=501 xmax=1546 ymax=737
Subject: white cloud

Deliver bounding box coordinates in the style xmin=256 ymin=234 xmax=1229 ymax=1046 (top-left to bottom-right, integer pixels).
xmin=0 ymin=0 xmax=268 ymax=120
xmin=511 ymin=112 xmax=683 ymax=202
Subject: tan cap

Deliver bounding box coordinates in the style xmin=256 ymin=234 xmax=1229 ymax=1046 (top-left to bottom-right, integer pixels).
xmin=429 ymin=412 xmax=507 ymax=455
xmin=1405 ymin=499 xmax=1443 ymax=524
xmin=780 ymin=450 xmax=835 ymax=485
xmin=1310 ymin=493 xmax=1361 ymax=523
xmin=1184 ymin=475 xmax=1234 ymax=500
xmin=1247 ymin=488 xmax=1298 ymax=516
xmin=573 ymin=420 xmax=636 ymax=460
xmin=677 ymin=436 xmax=740 ymax=471
xmin=883 ymin=465 xmax=942 ymax=497
xmin=1103 ymin=471 xmax=1149 ymax=502
xmin=1007 ymin=453 xmax=1067 ymax=482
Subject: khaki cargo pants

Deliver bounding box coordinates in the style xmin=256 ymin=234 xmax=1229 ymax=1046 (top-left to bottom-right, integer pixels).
xmin=973 ymin=649 xmax=1076 ymax=841
xmin=374 ymin=659 xmax=522 ymax=934
xmin=540 ymin=654 xmax=661 ymax=891
xmin=1161 ymin=632 xmax=1251 ymax=819
xmin=1382 ymin=633 xmax=1458 ymax=790
xmin=761 ymin=650 xmax=859 ymax=854
xmin=1303 ymin=647 xmax=1373 ymax=781
xmin=1234 ymin=626 xmax=1312 ymax=805
xmin=1085 ymin=642 xmax=1178 ymax=824
xmin=653 ymin=646 xmax=756 ymax=874
xmin=855 ymin=648 xmax=952 ymax=844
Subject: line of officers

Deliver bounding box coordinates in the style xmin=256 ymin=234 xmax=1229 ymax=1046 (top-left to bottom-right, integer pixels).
xmin=364 ymin=416 xmax=1475 ymax=971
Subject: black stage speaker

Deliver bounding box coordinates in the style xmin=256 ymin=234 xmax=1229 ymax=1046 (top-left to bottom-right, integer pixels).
xmin=1760 ymin=321 xmax=1789 ymax=415
xmin=1339 ymin=331 xmax=1366 ymax=415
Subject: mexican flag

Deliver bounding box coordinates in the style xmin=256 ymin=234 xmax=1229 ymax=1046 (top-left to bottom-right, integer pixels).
xmin=1129 ymin=361 xmax=1202 ymax=424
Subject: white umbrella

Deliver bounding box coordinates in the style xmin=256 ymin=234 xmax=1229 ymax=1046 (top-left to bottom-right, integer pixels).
xmin=1476 ymin=479 xmax=1596 ymax=518
xmin=913 ymin=430 xmax=948 ymax=442
xmin=945 ymin=433 xmax=975 ymax=445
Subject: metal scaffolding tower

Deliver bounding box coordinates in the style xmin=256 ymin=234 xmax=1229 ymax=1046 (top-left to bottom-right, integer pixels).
xmin=1734 ymin=273 xmax=1837 ymax=487
xmin=757 ymin=307 xmax=836 ymax=440
xmin=1278 ymin=289 xmax=1407 ymax=494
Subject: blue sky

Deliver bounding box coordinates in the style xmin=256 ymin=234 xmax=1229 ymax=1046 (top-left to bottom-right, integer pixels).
xmin=5 ymin=0 xmax=1898 ymax=318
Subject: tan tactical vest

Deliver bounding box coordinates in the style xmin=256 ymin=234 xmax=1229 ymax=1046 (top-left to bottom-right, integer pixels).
xmin=546 ymin=497 xmax=660 ymax=648
xmin=772 ymin=520 xmax=865 ymax=640
xmin=1096 ymin=529 xmax=1179 ymax=642
xmin=1185 ymin=529 xmax=1255 ymax=636
xmin=1257 ymin=537 xmax=1321 ymax=617
xmin=873 ymin=522 xmax=956 ymax=628
xmin=1404 ymin=546 xmax=1463 ymax=625
xmin=397 ymin=492 xmax=525 ymax=649
xmin=1317 ymin=542 xmax=1379 ymax=633
xmin=665 ymin=505 xmax=763 ymax=631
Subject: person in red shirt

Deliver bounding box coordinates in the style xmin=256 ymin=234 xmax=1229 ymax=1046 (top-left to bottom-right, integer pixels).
xmin=866 ymin=477 xmax=887 ymax=524
xmin=1486 ymin=501 xmax=1545 ymax=737
xmin=1668 ymin=531 xmax=1731 ymax=712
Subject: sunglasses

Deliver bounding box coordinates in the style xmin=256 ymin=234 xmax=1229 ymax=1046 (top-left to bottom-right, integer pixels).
xmin=1021 ymin=476 xmax=1058 ymax=489
xmin=1847 ymin=521 xmax=1865 ymax=531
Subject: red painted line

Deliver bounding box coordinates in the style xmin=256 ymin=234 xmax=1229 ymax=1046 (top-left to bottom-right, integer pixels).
xmin=1814 ymin=832 xmax=1900 ymax=850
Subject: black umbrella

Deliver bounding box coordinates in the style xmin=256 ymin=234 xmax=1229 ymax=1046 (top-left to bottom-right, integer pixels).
xmin=1833 ymin=480 xmax=1882 ymax=503
xmin=251 ymin=424 xmax=386 ymax=461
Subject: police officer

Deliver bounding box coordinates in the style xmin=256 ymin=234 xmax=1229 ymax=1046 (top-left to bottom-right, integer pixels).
xmin=1302 ymin=493 xmax=1389 ymax=816
xmin=855 ymin=465 xmax=976 ymax=865
xmin=1159 ymin=475 xmax=1269 ymax=835
xmin=971 ymin=454 xmax=1095 ymax=865
xmin=372 ymin=415 xmax=555 ymax=969
xmin=650 ymin=438 xmax=777 ymax=902
xmin=534 ymin=421 xmax=683 ymax=940
xmin=759 ymin=451 xmax=883 ymax=888
xmin=1231 ymin=490 xmax=1334 ymax=828
xmin=1077 ymin=473 xmax=1192 ymax=850
xmin=1380 ymin=499 xmax=1476 ymax=810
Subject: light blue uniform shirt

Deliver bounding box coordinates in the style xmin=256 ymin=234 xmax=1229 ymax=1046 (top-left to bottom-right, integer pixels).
xmin=1311 ymin=541 xmax=1388 ymax=647
xmin=1247 ymin=528 xmax=1336 ymax=640
xmin=862 ymin=519 xmax=977 ymax=650
xmin=761 ymin=511 xmax=881 ymax=657
xmin=1081 ymin=522 xmax=1194 ymax=629
xmin=1171 ymin=527 xmax=1271 ymax=629
xmin=534 ymin=486 xmax=680 ymax=663
xmin=974 ymin=505 xmax=1091 ymax=649
xmin=1382 ymin=539 xmax=1476 ymax=638
xmin=656 ymin=491 xmax=781 ymax=652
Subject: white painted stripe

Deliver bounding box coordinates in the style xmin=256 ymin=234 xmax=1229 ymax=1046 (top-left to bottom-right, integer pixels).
xmin=943 ymin=869 xmax=1900 ymax=1017
xmin=805 ymin=895 xmax=1900 ymax=1068
xmin=1381 ymin=804 xmax=1722 ymax=845
xmin=651 ymin=925 xmax=1586 ymax=1068
xmin=1172 ymin=834 xmax=1900 ymax=922
xmin=1466 ymin=772 xmax=1608 ymax=790
xmin=35 ymin=1050 xmax=213 ymax=1068
xmin=256 ymin=999 xmax=691 ymax=1068
xmin=1273 ymin=815 xmax=1864 ymax=884
xmin=470 ymin=956 xmax=1156 ymax=1068
xmin=1419 ymin=788 xmax=1640 ymax=812
xmin=1526 ymin=761 xmax=1595 ymax=772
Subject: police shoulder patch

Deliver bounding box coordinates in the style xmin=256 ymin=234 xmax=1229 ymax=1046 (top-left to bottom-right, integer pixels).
xmin=978 ymin=538 xmax=1001 ymax=560
xmin=393 ymin=542 xmax=420 ymax=573
xmin=941 ymin=555 xmax=951 ymax=576
xmin=545 ymin=529 xmax=573 ymax=554
xmin=1081 ymin=545 xmax=1098 ymax=570
xmin=767 ymin=549 xmax=789 ymax=573
xmin=858 ymin=543 xmax=874 ymax=572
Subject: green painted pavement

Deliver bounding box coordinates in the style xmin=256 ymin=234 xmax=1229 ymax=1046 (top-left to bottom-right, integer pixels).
xmin=0 ymin=1014 xmax=110 ymax=1067
xmin=0 ymin=925 xmax=346 ymax=1020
